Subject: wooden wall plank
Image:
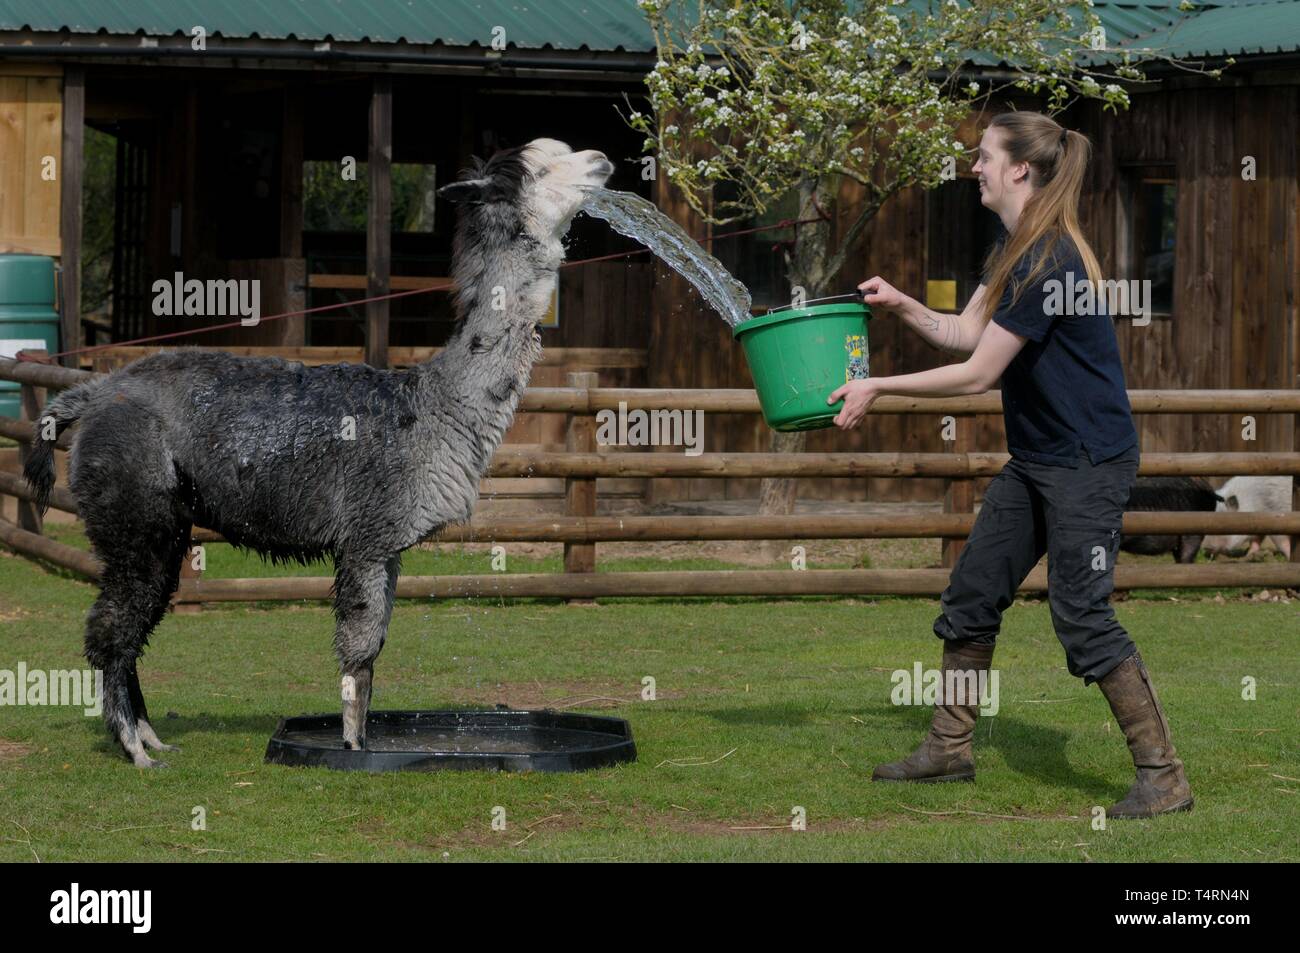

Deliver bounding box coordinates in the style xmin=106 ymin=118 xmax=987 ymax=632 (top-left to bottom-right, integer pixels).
xmin=22 ymin=77 xmax=61 ymax=246
xmin=0 ymin=76 xmax=28 ymax=239
xmin=365 ymin=75 xmax=392 ymax=369
xmin=59 ymin=68 xmax=84 ymax=367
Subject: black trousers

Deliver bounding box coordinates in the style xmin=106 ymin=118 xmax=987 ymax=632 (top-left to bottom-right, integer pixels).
xmin=933 ymin=443 xmax=1141 ymax=685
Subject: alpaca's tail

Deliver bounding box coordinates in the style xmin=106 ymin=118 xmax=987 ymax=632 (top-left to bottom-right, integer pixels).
xmin=22 ymin=382 xmax=95 ymax=515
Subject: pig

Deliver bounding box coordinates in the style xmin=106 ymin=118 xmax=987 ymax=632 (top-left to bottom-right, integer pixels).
xmin=1202 ymin=476 xmax=1294 ymax=559
xmin=1119 ymin=476 xmax=1223 ymax=563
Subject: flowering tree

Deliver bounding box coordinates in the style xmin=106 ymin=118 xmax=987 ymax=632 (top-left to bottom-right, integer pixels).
xmin=626 ymin=0 xmax=1218 ymax=519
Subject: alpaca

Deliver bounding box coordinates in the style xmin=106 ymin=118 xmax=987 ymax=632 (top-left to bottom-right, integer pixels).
xmin=24 ymin=138 xmax=614 ymax=767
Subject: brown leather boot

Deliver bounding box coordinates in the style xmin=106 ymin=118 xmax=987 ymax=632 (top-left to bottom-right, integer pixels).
xmin=1097 ymin=652 xmax=1194 ymax=819
xmin=872 ymin=641 xmax=994 ymax=783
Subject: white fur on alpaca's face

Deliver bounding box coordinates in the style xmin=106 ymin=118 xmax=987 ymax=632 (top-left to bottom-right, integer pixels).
xmin=518 ymin=138 xmax=615 ymax=237
xmin=437 ymin=137 xmax=615 ymax=342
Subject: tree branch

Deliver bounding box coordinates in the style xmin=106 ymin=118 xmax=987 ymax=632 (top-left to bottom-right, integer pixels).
xmin=822 ymin=172 xmax=911 ymax=286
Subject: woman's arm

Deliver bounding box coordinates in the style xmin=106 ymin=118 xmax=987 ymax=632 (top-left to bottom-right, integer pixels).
xmin=859 ymin=277 xmax=990 ymax=357
xmin=827 ymin=320 xmax=1029 ymax=429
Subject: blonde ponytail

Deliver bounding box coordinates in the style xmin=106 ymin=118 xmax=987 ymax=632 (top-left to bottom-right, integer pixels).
xmin=979 ymin=113 xmax=1103 ymax=324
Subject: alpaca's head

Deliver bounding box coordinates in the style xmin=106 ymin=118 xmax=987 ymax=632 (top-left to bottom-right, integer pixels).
xmin=437 ymin=138 xmax=615 ymax=362
xmin=438 ymin=137 xmax=614 ymax=241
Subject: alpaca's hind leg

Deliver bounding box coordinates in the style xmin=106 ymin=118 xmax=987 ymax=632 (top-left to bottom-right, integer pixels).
xmin=128 ymin=529 xmax=190 ymax=754
xmin=332 ymin=554 xmax=401 ymax=749
xmin=72 ymin=411 xmax=190 ymax=765
xmin=83 ymin=529 xmax=190 ymax=766
xmin=128 ymin=666 xmax=179 ymax=753
xmin=84 ymin=578 xmax=172 ymax=768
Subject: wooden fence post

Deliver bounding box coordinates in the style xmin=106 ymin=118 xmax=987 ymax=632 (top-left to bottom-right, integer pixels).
xmin=16 ymin=374 xmax=46 ymax=536
xmin=172 ymin=539 xmax=203 ymax=614
xmin=941 ymin=414 xmax=974 ymax=568
xmin=1292 ymin=392 xmax=1299 ymax=569
xmin=564 ymin=371 xmax=599 ymax=598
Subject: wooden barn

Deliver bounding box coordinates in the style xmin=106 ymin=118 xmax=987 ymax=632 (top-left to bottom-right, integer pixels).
xmin=1 ymin=0 xmax=1296 ymax=509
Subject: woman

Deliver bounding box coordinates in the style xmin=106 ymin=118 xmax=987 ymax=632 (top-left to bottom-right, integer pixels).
xmin=830 ymin=112 xmax=1193 ymax=819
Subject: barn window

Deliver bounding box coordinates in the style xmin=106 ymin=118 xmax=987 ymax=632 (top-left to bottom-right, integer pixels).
xmin=925 ymin=175 xmax=1002 ymax=311
xmin=1118 ymin=165 xmax=1176 ymax=317
xmin=302 ymin=161 xmax=438 ymax=233
xmin=301 ymin=161 xmax=444 ymax=348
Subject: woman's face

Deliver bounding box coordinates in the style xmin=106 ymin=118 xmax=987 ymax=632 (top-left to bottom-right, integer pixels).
xmin=972 ymin=126 xmax=1028 ymax=214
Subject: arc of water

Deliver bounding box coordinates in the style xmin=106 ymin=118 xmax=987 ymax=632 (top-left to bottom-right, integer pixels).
xmin=579 ymin=188 xmax=753 ymax=328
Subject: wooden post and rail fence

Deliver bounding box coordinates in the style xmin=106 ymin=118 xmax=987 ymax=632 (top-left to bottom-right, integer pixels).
xmin=2 ymin=351 xmax=1300 ymax=606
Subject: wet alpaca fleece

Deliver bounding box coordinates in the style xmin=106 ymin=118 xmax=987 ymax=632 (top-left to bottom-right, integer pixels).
xmin=22 ymin=137 xmax=615 ymax=767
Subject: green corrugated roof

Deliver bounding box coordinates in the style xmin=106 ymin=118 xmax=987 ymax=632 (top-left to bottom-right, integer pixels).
xmin=0 ymin=0 xmax=657 ymax=50
xmin=1097 ymin=2 xmax=1195 ymax=44
xmin=0 ymin=0 xmax=1292 ymax=60
xmin=1125 ymin=0 xmax=1300 ymax=57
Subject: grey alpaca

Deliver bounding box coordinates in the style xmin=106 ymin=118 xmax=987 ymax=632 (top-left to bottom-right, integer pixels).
xmin=24 ymin=138 xmax=614 ymax=767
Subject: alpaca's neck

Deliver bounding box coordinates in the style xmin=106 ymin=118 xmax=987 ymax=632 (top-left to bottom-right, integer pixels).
xmin=415 ymin=229 xmax=564 ymax=472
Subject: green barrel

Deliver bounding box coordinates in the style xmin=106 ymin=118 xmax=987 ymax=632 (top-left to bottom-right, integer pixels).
xmin=733 ymin=300 xmax=872 ymax=432
xmin=0 ymin=255 xmax=60 ymax=419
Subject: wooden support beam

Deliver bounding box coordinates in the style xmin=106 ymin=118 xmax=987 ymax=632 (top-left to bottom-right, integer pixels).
xmin=479 ymin=450 xmax=1300 ymax=480
xmin=429 ymin=511 xmax=1300 ymax=543
xmin=181 ymin=86 xmax=199 ymax=264
xmin=0 ymin=497 xmax=1279 ymax=546
xmin=174 ymin=562 xmax=1300 ymax=604
xmin=365 ymin=75 xmax=392 ymax=369
xmin=3 ymin=360 xmax=1299 ymax=416
xmin=1293 ymin=370 xmax=1299 ymax=564
xmin=3 ymin=411 xmax=1300 ymax=480
xmin=564 ymin=371 xmax=599 ymax=580
xmin=942 ymin=413 xmax=974 ymax=568
xmin=0 ymin=469 xmax=77 ymax=513
xmin=16 ymin=380 xmax=44 ymax=535
xmin=59 ymin=67 xmax=85 ymax=369
xmin=280 ymin=85 xmax=305 ymax=260
xmin=308 ymin=274 xmax=448 ymax=291
xmin=0 ymin=516 xmax=101 ymax=580
xmin=173 ymin=536 xmax=203 ymax=614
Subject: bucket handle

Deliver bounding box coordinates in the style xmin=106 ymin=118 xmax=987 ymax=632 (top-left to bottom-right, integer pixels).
xmin=765 ymin=290 xmax=868 ymax=314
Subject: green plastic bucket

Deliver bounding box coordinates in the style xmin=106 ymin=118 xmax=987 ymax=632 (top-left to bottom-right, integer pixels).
xmin=733 ymin=299 xmax=872 ymax=431
xmin=0 ymin=255 xmax=59 ymax=419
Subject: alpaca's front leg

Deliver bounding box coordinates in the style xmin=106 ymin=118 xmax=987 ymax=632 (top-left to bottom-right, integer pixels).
xmin=341 ymin=666 xmax=373 ymax=749
xmin=332 ymin=554 xmax=401 ymax=749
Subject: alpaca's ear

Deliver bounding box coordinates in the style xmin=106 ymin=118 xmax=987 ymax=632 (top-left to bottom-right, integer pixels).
xmin=438 ymin=178 xmax=490 ymax=204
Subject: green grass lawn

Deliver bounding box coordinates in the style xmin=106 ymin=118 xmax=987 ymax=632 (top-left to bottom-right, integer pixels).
xmin=1 ymin=534 xmax=1297 ymax=862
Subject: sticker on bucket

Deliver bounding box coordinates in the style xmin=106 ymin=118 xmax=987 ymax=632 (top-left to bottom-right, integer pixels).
xmin=845 ymin=334 xmax=869 ymax=381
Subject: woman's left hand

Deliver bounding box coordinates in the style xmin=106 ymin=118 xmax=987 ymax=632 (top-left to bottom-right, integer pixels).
xmin=827 ymin=379 xmax=879 ymax=430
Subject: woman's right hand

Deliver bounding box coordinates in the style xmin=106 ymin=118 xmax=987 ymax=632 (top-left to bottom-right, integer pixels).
xmin=857 ymin=276 xmax=909 ymax=316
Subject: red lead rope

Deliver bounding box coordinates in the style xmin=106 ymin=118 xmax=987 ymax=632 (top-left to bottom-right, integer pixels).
xmin=16 ymin=217 xmax=823 ymax=365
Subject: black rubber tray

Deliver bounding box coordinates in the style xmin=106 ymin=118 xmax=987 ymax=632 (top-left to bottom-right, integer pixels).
xmin=264 ymin=709 xmax=636 ymax=773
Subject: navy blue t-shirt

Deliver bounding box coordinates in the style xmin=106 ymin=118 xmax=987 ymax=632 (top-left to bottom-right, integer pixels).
xmin=984 ymin=233 xmax=1139 ymax=467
